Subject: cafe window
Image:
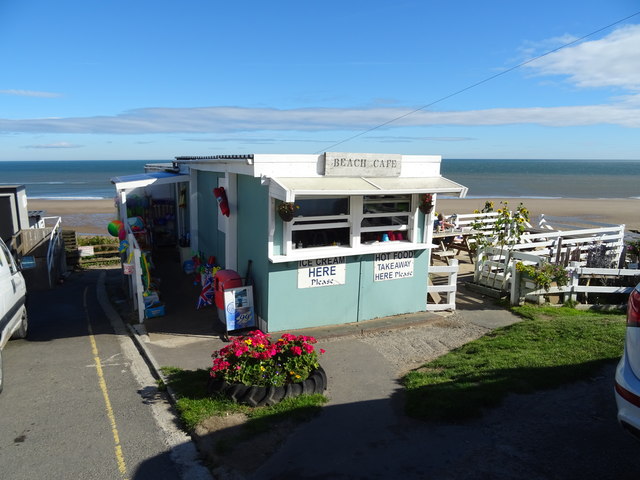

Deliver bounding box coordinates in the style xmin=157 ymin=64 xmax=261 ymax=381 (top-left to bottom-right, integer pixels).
xmin=361 ymin=195 xmax=411 ymax=244
xmin=290 ymin=197 xmax=350 ymax=249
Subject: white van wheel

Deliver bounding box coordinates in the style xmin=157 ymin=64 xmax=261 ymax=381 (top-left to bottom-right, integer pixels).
xmin=0 ymin=349 xmax=4 ymax=394
xmin=12 ymin=309 xmax=28 ymax=339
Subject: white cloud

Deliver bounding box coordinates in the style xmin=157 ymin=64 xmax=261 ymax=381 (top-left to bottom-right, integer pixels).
xmin=23 ymin=141 xmax=82 ymax=149
xmin=0 ymin=89 xmax=62 ymax=98
xmin=1 ymin=96 xmax=638 ymax=136
xmin=367 ymin=135 xmax=476 ymax=143
xmin=525 ymin=24 xmax=640 ymax=91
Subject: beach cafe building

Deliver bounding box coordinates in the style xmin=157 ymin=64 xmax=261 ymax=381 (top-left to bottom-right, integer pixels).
xmin=112 ymin=152 xmax=467 ymax=332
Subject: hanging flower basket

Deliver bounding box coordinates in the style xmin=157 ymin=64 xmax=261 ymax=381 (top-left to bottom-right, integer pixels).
xmin=279 ymin=210 xmax=294 ymax=222
xmin=419 ymin=203 xmax=433 ymax=214
xmin=277 ymin=202 xmax=297 ymax=222
xmin=418 ymin=194 xmax=434 ymax=214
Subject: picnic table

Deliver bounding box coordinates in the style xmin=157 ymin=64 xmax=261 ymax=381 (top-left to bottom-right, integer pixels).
xmin=432 ymin=229 xmax=476 ymax=264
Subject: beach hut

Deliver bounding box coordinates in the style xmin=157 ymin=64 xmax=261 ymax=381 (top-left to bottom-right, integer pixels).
xmin=164 ymin=152 xmax=467 ymax=332
xmin=111 ymin=165 xmax=191 ymax=320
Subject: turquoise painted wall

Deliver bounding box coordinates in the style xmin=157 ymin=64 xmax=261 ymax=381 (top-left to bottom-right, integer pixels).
xmin=266 ymin=258 xmax=361 ymax=332
xmin=236 ymin=175 xmax=270 ymax=322
xmin=273 ymin=203 xmax=284 ymax=255
xmin=265 ymin=250 xmax=428 ymax=332
xmin=197 ymin=172 xmax=225 ymax=266
xmin=356 ymin=250 xmax=428 ymax=321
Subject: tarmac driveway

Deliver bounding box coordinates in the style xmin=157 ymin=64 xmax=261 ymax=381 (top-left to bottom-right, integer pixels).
xmin=241 ymin=319 xmax=640 ymax=480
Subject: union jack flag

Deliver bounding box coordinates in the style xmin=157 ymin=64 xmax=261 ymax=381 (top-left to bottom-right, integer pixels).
xmin=197 ymin=274 xmax=214 ymax=309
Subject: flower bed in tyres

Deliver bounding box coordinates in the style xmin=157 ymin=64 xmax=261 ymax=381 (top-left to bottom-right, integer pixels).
xmin=208 ymin=330 xmax=327 ymax=407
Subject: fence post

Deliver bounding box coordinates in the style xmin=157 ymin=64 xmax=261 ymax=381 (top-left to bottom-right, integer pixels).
xmin=569 ymin=261 xmax=580 ymax=304
xmin=474 ymin=247 xmax=483 ymax=283
xmin=448 ymin=259 xmax=458 ymax=307
xmin=510 ymin=260 xmax=520 ymax=305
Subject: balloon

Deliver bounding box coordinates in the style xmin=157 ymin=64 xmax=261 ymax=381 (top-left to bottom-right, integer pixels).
xmin=107 ymin=220 xmax=124 ymax=237
xmin=118 ymin=227 xmax=127 ymax=240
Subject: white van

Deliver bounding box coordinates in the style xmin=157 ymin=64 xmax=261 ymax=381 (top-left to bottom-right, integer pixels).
xmin=0 ymin=236 xmax=32 ymax=393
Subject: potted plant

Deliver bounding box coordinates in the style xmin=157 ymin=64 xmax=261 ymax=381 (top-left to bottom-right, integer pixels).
xmin=418 ymin=193 xmax=434 ymax=214
xmin=515 ymin=261 xmax=569 ymax=303
xmin=626 ymin=239 xmax=640 ymax=264
xmin=208 ymin=330 xmax=327 ymax=406
xmin=277 ymin=201 xmax=298 ymax=222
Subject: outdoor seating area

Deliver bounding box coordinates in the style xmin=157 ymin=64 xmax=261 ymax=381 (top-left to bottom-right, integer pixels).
xmin=428 ymin=207 xmax=640 ymax=310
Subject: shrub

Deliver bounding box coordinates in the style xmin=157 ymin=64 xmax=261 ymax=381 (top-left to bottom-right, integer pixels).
xmin=516 ymin=261 xmax=569 ymax=291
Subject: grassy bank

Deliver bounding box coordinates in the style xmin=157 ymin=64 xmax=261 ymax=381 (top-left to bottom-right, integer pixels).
xmin=161 ymin=367 xmax=327 ymax=432
xmin=402 ymin=305 xmax=626 ymax=421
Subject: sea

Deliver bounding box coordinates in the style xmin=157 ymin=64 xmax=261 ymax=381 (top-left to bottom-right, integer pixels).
xmin=0 ymin=158 xmax=639 ymax=200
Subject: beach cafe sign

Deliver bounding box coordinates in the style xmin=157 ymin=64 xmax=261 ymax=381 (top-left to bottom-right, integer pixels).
xmin=324 ymin=152 xmax=402 ymax=177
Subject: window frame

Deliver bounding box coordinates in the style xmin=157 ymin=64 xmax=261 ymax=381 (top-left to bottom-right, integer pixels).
xmin=289 ymin=195 xmax=351 ymax=250
xmin=270 ymin=193 xmax=430 ymax=262
xmin=360 ymin=194 xmax=412 ymax=241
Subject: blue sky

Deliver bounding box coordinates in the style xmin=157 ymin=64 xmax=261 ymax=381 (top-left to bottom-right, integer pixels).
xmin=1 ymin=0 xmax=639 ymax=161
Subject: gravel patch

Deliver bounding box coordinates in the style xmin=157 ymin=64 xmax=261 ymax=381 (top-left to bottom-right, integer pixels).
xmin=359 ymin=314 xmax=489 ymax=373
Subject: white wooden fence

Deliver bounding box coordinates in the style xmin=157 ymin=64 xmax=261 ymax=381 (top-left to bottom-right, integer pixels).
xmin=454 ymin=211 xmax=502 ymax=231
xmin=427 ymin=259 xmax=458 ymax=311
xmin=474 ymin=225 xmax=625 ymax=286
xmin=511 ymin=262 xmax=640 ymax=308
xmin=470 ymin=243 xmax=638 ymax=307
xmin=10 ymin=216 xmax=66 ymax=288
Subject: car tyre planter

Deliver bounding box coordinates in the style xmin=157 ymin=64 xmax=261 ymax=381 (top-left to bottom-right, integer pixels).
xmin=208 ymin=365 xmax=327 ymax=407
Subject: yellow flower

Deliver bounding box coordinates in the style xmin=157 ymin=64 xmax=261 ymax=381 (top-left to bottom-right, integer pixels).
xmin=245 ymin=339 xmax=252 ymax=345
xmin=295 ymin=375 xmax=301 ymax=379
xmin=290 ymin=371 xmax=295 ymax=375
xmin=260 ymin=366 xmax=266 ymax=371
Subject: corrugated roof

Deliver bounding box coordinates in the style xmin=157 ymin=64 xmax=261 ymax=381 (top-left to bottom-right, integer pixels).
xmin=111 ymin=171 xmax=187 ymax=189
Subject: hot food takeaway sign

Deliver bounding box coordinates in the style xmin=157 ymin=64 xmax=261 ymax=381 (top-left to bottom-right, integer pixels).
xmin=324 ymin=152 xmax=401 ymax=177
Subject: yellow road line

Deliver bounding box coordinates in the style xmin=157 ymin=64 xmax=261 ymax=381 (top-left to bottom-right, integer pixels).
xmin=85 ymin=287 xmax=129 ymax=479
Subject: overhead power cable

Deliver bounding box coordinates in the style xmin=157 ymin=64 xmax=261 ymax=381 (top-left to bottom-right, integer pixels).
xmin=314 ymin=10 xmax=640 ymax=154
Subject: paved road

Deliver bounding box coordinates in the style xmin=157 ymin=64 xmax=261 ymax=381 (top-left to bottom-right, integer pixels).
xmin=0 ymin=269 xmax=208 ymax=480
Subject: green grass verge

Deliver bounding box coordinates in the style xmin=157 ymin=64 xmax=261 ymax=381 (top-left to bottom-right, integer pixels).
xmin=402 ymin=305 xmax=626 ymax=422
xmin=160 ymin=367 xmax=328 ymax=432
xmin=78 ymin=235 xmax=119 ymax=246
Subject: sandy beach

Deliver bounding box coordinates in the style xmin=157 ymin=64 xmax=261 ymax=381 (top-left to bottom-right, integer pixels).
xmin=438 ymin=197 xmax=640 ymax=233
xmin=29 ymin=199 xmax=118 ymax=235
xmin=27 ymin=197 xmax=640 ymax=235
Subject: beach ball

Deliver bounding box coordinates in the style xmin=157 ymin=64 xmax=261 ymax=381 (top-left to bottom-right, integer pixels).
xmin=108 ymin=220 xmax=124 ymax=237
xmin=127 ymin=216 xmax=145 ymax=232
